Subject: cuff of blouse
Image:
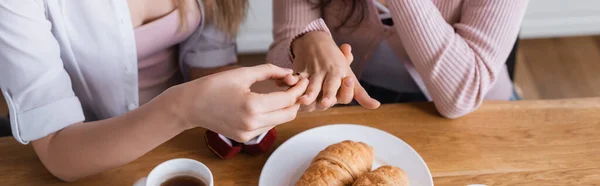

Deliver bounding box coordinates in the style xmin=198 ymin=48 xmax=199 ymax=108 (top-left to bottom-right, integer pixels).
xmin=288 ymin=18 xmax=332 ymax=63
xmin=3 ymin=93 xmax=85 ymax=144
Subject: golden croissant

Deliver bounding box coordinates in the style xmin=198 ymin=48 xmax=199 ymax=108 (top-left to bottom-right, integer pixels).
xmin=352 ymin=165 xmax=409 ymax=186
xmin=295 ymin=140 xmax=374 ymax=186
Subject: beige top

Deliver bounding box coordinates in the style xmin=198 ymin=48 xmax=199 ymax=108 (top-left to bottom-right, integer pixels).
xmin=134 ymin=10 xmax=200 ymax=104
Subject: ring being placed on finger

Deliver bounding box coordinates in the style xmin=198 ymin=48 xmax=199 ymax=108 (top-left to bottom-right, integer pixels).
xmin=293 ymin=72 xmax=309 ymax=79
xmin=300 ymin=72 xmax=311 ymax=79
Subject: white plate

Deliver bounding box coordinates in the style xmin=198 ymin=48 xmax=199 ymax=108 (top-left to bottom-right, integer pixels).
xmin=259 ymin=124 xmax=433 ymax=186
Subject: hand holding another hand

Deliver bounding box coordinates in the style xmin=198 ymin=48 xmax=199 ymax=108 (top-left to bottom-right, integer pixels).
xmin=292 ymin=31 xmax=380 ymax=112
xmin=168 ymin=64 xmax=308 ymax=142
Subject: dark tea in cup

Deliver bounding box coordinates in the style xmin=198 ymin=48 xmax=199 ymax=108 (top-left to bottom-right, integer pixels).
xmin=140 ymin=158 xmax=213 ymax=186
xmin=161 ymin=175 xmax=207 ymax=186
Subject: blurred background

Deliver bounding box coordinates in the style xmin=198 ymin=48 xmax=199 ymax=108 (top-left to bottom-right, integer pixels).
xmin=2 ymin=0 xmax=600 ymax=116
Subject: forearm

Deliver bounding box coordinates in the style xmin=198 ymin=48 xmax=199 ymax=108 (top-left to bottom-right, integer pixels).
xmin=32 ymin=89 xmax=189 ymax=181
xmin=388 ymin=0 xmax=526 ymax=117
xmin=389 ymin=2 xmax=484 ymax=117
xmin=388 ymin=0 xmax=456 ymax=65
xmin=388 ymin=0 xmax=526 ymax=77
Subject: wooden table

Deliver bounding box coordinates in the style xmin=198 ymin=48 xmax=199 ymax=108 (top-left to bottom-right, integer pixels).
xmin=1 ymin=98 xmax=600 ymax=185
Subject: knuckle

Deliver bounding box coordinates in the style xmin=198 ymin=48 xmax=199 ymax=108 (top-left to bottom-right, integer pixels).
xmin=239 ymin=134 xmax=253 ymax=143
xmin=242 ymin=116 xmax=259 ymax=131
xmin=318 ymin=104 xmax=331 ymax=111
xmin=285 ymin=112 xmax=298 ymax=122
xmin=242 ymin=99 xmax=259 ymax=114
xmin=326 ymin=63 xmax=344 ymax=72
xmin=303 ymin=105 xmax=316 ymax=112
xmin=318 ymin=100 xmax=333 ymax=109
xmin=331 ymin=69 xmax=346 ymax=77
xmin=288 ymin=97 xmax=298 ymax=106
xmin=232 ymin=134 xmax=246 ymax=143
xmin=236 ymin=132 xmax=254 ymax=143
xmin=319 ymin=102 xmax=330 ymax=109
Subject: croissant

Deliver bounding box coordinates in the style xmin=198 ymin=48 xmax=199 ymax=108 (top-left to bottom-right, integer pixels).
xmin=296 ymin=140 xmax=374 ymax=186
xmin=352 ymin=165 xmax=409 ymax=186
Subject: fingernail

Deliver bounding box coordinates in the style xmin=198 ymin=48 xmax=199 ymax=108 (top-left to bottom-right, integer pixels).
xmin=321 ymin=97 xmax=330 ymax=104
xmin=344 ymin=78 xmax=354 ymax=87
xmin=284 ymin=68 xmax=294 ymax=73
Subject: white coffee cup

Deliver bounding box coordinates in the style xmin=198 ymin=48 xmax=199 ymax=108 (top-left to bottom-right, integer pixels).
xmin=134 ymin=158 xmax=214 ymax=186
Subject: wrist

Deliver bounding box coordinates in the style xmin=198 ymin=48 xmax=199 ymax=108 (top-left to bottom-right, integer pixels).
xmin=158 ymin=86 xmax=194 ymax=132
xmin=292 ymin=31 xmax=332 ymax=56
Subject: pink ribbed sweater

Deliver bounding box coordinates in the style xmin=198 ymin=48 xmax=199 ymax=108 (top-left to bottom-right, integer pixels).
xmin=267 ymin=0 xmax=529 ymax=118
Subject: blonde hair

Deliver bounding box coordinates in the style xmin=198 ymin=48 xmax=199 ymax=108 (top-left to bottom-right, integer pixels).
xmin=176 ymin=0 xmax=249 ymax=38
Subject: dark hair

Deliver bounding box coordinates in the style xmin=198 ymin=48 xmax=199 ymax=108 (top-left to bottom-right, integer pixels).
xmin=309 ymin=0 xmax=368 ymax=30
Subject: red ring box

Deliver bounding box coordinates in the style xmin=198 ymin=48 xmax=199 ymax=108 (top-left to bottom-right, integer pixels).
xmin=205 ymin=130 xmax=242 ymax=159
xmin=243 ymin=128 xmax=277 ymax=155
xmin=205 ymin=129 xmax=278 ymax=159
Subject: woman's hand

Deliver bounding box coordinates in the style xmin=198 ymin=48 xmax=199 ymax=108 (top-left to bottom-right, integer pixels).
xmin=292 ymin=31 xmax=380 ymax=112
xmin=171 ymin=64 xmax=308 ymax=142
xmin=27 ymin=64 xmax=304 ymax=182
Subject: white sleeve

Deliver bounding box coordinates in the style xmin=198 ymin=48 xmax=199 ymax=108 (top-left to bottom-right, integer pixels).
xmin=0 ymin=0 xmax=85 ymax=144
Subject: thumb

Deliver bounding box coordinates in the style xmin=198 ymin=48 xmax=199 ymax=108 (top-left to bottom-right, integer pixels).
xmin=340 ymin=44 xmax=354 ymax=65
xmin=242 ymin=64 xmax=294 ymax=85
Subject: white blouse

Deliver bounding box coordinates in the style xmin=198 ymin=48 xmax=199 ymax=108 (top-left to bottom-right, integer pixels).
xmin=0 ymin=0 xmax=237 ymax=144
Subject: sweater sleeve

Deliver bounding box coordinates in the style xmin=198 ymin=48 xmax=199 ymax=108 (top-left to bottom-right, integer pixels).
xmin=267 ymin=0 xmax=330 ymax=68
xmin=388 ymin=0 xmax=528 ymax=118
